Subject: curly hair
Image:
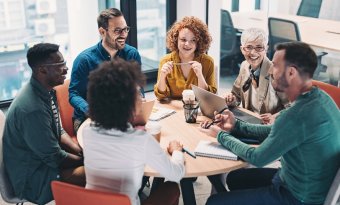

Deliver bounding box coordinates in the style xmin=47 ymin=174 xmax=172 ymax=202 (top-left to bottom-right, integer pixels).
xmin=87 ymin=58 xmax=145 ymax=131
xmin=166 ymin=16 xmax=212 ymax=57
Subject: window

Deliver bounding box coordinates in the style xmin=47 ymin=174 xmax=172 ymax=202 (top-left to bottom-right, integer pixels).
xmin=0 ymin=0 xmax=70 ymax=104
xmin=136 ymin=0 xmax=167 ymax=73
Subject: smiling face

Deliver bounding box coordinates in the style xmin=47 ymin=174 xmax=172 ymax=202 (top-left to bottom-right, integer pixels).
xmin=241 ymin=39 xmax=267 ymax=69
xmin=102 ymin=16 xmax=128 ymax=51
xmin=177 ymin=28 xmax=197 ymax=59
xmin=43 ymin=51 xmax=68 ymax=88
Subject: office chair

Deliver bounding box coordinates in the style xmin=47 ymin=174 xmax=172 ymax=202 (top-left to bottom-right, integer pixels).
xmin=220 ymin=9 xmax=242 ymax=74
xmin=324 ymin=168 xmax=340 ymax=205
xmin=54 ymin=79 xmax=77 ymax=142
xmin=268 ymin=17 xmax=328 ymax=79
xmin=312 ymin=80 xmax=340 ymax=108
xmin=0 ymin=110 xmax=27 ymax=204
xmin=51 ymin=181 xmax=131 ymax=205
xmin=297 ymin=0 xmax=323 ymax=18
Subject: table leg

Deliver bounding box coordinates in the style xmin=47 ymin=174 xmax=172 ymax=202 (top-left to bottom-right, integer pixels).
xmin=207 ymin=174 xmax=227 ymax=193
xmin=180 ymin=178 xmax=196 ymax=205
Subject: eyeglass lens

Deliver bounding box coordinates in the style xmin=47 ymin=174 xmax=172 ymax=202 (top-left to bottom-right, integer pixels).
xmin=243 ymin=46 xmax=265 ymax=52
xmin=113 ymin=27 xmax=130 ymax=34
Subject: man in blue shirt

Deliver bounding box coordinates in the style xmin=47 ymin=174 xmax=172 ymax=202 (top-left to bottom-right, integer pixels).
xmin=69 ymin=8 xmax=142 ymax=133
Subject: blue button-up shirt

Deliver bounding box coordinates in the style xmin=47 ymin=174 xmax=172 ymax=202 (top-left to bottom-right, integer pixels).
xmin=69 ymin=41 xmax=142 ymax=122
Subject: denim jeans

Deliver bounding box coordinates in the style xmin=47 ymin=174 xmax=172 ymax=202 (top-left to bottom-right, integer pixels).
xmin=206 ymin=168 xmax=320 ymax=205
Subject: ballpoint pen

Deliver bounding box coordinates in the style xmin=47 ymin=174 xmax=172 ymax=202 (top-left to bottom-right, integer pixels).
xmin=173 ymin=62 xmax=192 ymax=66
xmin=182 ymin=147 xmax=196 ymax=159
xmin=204 ymin=107 xmax=228 ymax=129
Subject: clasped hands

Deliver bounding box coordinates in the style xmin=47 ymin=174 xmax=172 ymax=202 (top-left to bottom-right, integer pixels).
xmin=199 ymin=109 xmax=236 ymax=138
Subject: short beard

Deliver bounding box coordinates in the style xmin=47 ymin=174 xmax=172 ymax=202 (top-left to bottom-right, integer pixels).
xmin=273 ymin=74 xmax=289 ymax=92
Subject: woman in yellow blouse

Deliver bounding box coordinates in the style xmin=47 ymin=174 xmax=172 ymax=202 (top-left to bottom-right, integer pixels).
xmin=154 ymin=16 xmax=217 ymax=100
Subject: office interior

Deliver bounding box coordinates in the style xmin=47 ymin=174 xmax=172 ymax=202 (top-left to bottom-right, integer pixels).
xmin=0 ymin=0 xmax=339 ymax=204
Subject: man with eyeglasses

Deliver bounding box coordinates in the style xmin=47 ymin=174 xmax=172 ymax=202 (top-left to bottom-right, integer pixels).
xmin=69 ymin=8 xmax=142 ymax=134
xmin=225 ymin=28 xmax=288 ymax=125
xmin=3 ymin=43 xmax=85 ymax=204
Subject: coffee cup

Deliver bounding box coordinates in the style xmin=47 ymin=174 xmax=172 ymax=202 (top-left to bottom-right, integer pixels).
xmin=182 ymin=89 xmax=195 ymax=104
xmin=145 ymin=121 xmax=161 ymax=142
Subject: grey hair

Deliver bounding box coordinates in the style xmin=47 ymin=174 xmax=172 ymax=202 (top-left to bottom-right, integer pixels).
xmin=240 ymin=27 xmax=268 ymax=46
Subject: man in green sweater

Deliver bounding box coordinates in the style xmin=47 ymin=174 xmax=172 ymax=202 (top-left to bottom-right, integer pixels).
xmin=200 ymin=41 xmax=340 ymax=205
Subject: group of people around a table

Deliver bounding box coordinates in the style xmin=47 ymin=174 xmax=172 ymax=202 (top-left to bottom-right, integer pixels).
xmin=2 ymin=7 xmax=339 ymax=205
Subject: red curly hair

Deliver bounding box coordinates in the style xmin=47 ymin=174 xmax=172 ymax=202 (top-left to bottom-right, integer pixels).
xmin=166 ymin=16 xmax=212 ymax=57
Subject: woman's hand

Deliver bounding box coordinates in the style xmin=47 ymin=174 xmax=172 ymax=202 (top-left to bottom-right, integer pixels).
xmin=167 ymin=140 xmax=183 ymax=155
xmin=160 ymin=61 xmax=174 ymax=79
xmin=224 ymin=93 xmax=237 ymax=106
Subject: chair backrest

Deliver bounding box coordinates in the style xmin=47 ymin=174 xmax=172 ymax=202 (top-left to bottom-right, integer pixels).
xmin=268 ymin=17 xmax=301 ymax=59
xmin=0 ymin=110 xmax=27 ymax=203
xmin=220 ymin=9 xmax=239 ymax=59
xmin=297 ymin=0 xmax=322 ymax=18
xmin=312 ymin=80 xmax=340 ymax=109
xmin=51 ymin=181 xmax=131 ymax=205
xmin=54 ymin=79 xmax=76 ymax=141
xmin=324 ymin=168 xmax=340 ymax=205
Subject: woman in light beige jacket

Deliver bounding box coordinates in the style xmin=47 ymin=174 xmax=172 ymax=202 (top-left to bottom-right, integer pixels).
xmin=225 ymin=28 xmax=288 ymax=124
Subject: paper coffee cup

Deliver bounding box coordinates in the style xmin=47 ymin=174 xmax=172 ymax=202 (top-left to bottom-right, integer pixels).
xmin=182 ymin=89 xmax=195 ymax=104
xmin=145 ymin=121 xmax=161 ymax=142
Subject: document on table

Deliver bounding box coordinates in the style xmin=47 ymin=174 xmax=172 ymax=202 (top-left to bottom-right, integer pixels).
xmin=149 ymin=106 xmax=176 ymax=121
xmin=194 ymin=141 xmax=238 ymax=161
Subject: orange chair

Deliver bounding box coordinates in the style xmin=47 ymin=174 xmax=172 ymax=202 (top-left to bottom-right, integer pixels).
xmin=54 ymin=79 xmax=77 ymax=142
xmin=312 ymin=80 xmax=340 ymax=109
xmin=51 ymin=181 xmax=131 ymax=205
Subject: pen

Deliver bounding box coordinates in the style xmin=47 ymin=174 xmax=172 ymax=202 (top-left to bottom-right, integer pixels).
xmin=182 ymin=147 xmax=196 ymax=159
xmin=205 ymin=107 xmax=228 ymax=129
xmin=173 ymin=62 xmax=192 ymax=66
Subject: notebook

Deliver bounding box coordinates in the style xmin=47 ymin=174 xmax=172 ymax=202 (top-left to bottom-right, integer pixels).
xmin=191 ymin=85 xmax=262 ymax=124
xmin=149 ymin=106 xmax=176 ymax=121
xmin=131 ymin=100 xmax=155 ymax=126
xmin=194 ymin=140 xmax=238 ymax=161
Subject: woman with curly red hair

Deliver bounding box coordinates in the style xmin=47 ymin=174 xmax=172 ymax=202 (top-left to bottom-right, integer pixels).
xmin=154 ymin=16 xmax=217 ymax=100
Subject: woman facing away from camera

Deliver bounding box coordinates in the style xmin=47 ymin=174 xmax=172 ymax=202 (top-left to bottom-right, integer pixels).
xmin=82 ymin=58 xmax=185 ymax=205
xmin=154 ymin=16 xmax=217 ymax=100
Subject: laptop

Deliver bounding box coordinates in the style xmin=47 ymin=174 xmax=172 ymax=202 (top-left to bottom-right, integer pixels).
xmin=191 ymin=85 xmax=262 ymax=124
xmin=131 ymin=100 xmax=155 ymax=126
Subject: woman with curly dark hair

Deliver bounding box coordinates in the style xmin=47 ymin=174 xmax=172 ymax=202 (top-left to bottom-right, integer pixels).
xmin=154 ymin=16 xmax=217 ymax=100
xmin=82 ymin=58 xmax=185 ymax=205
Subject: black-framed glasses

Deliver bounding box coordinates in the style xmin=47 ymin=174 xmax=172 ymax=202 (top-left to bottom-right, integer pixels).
xmin=107 ymin=26 xmax=130 ymax=35
xmin=41 ymin=61 xmax=67 ymax=67
xmin=242 ymin=45 xmax=265 ymax=52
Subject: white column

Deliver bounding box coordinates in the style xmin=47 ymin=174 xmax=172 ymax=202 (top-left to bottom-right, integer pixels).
xmin=67 ymin=0 xmax=99 ymax=66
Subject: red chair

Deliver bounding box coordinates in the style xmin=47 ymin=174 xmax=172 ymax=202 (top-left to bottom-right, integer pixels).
xmin=312 ymin=80 xmax=340 ymax=109
xmin=51 ymin=181 xmax=131 ymax=205
xmin=54 ymin=79 xmax=77 ymax=142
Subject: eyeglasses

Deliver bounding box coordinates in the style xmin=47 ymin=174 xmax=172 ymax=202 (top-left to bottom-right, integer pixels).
xmin=242 ymin=45 xmax=265 ymax=52
xmin=41 ymin=61 xmax=67 ymax=67
xmin=107 ymin=26 xmax=130 ymax=35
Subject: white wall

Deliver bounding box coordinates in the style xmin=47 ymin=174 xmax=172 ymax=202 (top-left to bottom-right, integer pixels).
xmin=67 ymin=0 xmax=99 ymax=66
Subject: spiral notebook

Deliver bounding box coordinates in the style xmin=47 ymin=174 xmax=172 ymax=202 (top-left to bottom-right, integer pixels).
xmin=194 ymin=141 xmax=238 ymax=161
